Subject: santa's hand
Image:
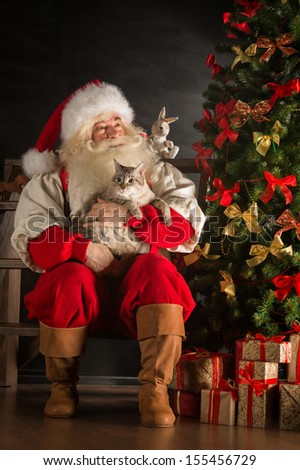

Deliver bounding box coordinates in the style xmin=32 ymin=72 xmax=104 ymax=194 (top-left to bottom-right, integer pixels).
xmin=85 ymin=242 xmax=120 ymax=276
xmin=85 ymin=198 xmax=128 ymax=228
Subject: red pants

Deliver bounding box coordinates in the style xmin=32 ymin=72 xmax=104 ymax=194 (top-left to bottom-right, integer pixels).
xmin=25 ymin=253 xmax=196 ymax=339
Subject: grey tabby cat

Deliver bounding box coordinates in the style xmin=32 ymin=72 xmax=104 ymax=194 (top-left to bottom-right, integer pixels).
xmin=102 ymin=159 xmax=171 ymax=224
xmin=81 ymin=159 xmax=171 ymax=256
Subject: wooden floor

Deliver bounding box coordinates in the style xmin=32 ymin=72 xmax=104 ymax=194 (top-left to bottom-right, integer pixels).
xmin=1 ymin=384 xmax=300 ymax=450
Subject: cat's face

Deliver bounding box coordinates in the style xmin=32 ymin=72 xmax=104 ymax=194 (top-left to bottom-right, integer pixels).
xmin=112 ymin=160 xmax=146 ymax=197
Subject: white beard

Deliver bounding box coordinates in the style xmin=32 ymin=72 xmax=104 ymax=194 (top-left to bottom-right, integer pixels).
xmin=64 ymin=134 xmax=156 ymax=218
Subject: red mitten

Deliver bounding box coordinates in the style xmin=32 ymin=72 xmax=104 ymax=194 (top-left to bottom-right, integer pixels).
xmin=28 ymin=225 xmax=90 ymax=270
xmin=125 ymin=204 xmax=194 ymax=248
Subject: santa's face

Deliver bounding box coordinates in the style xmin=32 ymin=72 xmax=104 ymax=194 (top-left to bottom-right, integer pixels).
xmin=91 ymin=115 xmax=125 ymax=143
xmin=63 ymin=118 xmax=155 ymax=217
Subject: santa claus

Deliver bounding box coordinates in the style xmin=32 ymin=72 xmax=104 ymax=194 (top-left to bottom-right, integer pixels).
xmin=11 ymin=80 xmax=205 ymax=427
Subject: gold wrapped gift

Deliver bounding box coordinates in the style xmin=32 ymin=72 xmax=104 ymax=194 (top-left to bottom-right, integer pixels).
xmin=287 ymin=333 xmax=300 ymax=382
xmin=237 ymin=383 xmax=278 ymax=428
xmin=170 ymin=350 xmax=234 ymax=393
xmin=279 ymin=383 xmax=300 ymax=431
xmin=237 ymin=337 xmax=291 ymax=363
xmin=200 ymin=389 xmax=237 ymax=426
xmin=239 ymin=360 xmax=278 ymax=382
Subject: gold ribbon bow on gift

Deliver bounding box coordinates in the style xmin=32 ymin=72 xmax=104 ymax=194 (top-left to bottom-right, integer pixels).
xmin=184 ymin=243 xmax=220 ymax=266
xmin=231 ymin=100 xmax=271 ymax=127
xmin=231 ymin=43 xmax=257 ymax=69
xmin=257 ymin=33 xmax=298 ymax=63
xmin=223 ymin=203 xmax=262 ymax=237
xmin=220 ymin=270 xmax=235 ymax=301
xmin=253 ymin=121 xmax=283 ymax=157
xmin=246 ymin=234 xmax=293 ymax=267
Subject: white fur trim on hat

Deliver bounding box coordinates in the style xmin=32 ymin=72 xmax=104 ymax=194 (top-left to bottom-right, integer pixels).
xmin=22 ymin=148 xmax=58 ymax=178
xmin=61 ymin=82 xmax=135 ymax=142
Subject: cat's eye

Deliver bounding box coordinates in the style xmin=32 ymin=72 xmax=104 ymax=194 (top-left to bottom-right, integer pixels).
xmin=128 ymin=178 xmax=134 ymax=184
xmin=116 ymin=177 xmax=122 ymax=183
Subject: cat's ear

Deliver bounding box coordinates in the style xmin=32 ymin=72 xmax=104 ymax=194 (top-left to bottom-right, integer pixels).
xmin=134 ymin=162 xmax=146 ymax=177
xmin=113 ymin=159 xmax=123 ymax=172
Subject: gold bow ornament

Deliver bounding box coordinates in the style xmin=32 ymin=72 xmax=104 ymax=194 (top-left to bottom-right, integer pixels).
xmin=223 ymin=203 xmax=262 ymax=237
xmin=184 ymin=243 xmax=220 ymax=266
xmin=231 ymin=44 xmax=257 ymax=70
xmin=253 ymin=121 xmax=283 ymax=157
xmin=220 ymin=270 xmax=235 ymax=301
xmin=246 ymin=234 xmax=293 ymax=267
xmin=231 ymin=100 xmax=271 ymax=127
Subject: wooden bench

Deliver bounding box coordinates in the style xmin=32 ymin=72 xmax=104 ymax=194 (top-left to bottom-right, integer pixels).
xmin=0 ymin=157 xmax=206 ymax=386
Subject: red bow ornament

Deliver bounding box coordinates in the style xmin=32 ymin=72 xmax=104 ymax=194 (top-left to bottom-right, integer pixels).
xmin=192 ymin=142 xmax=214 ymax=176
xmin=236 ymin=0 xmax=262 ymax=17
xmin=214 ymin=100 xmax=237 ymax=124
xmin=223 ymin=12 xmax=252 ymax=38
xmin=259 ymin=171 xmax=296 ymax=205
xmin=267 ymin=78 xmax=300 ymax=107
xmin=206 ymin=178 xmax=240 ymax=207
xmin=257 ymin=33 xmax=298 ymax=63
xmin=276 ymin=209 xmax=300 ymax=240
xmin=273 ymin=273 xmax=300 ymax=301
xmin=214 ymin=118 xmax=239 ymax=149
xmin=206 ymin=54 xmax=222 ymax=78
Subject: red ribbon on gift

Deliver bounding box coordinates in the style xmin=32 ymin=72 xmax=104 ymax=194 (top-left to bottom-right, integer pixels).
xmin=207 ymin=378 xmax=238 ymax=424
xmin=176 ymin=348 xmax=211 ymax=389
xmin=207 ymin=389 xmax=221 ymax=424
xmin=286 ymin=321 xmax=300 ymax=334
xmin=267 ymin=78 xmax=300 ymax=107
xmin=259 ymin=171 xmax=296 ymax=205
xmin=192 ymin=142 xmax=214 ymax=176
xmin=273 ymin=273 xmax=300 ymax=301
xmin=239 ymin=368 xmax=276 ymax=426
xmin=251 ymin=333 xmax=287 ymax=361
xmin=206 ymin=177 xmax=240 ymax=207
xmin=176 ymin=349 xmax=223 ymax=390
xmin=218 ymin=377 xmax=238 ymax=401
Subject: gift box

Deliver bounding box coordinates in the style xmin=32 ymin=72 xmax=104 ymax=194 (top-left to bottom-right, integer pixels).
xmin=237 ymin=382 xmax=278 ymax=428
xmin=239 ymin=360 xmax=278 ymax=382
xmin=170 ymin=349 xmax=234 ymax=393
xmin=200 ymin=380 xmax=237 ymax=426
xmin=287 ymin=329 xmax=300 ymax=383
xmin=279 ymin=382 xmax=300 ymax=431
xmin=235 ymin=336 xmax=291 ymax=382
xmin=170 ymin=390 xmax=200 ymax=418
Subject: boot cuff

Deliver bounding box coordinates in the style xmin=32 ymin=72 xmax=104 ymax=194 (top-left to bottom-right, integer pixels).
xmin=136 ymin=304 xmax=185 ymax=341
xmin=39 ymin=322 xmax=87 ymax=357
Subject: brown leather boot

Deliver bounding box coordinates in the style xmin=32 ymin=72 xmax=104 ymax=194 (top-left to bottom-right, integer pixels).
xmin=136 ymin=304 xmax=185 ymax=427
xmin=39 ymin=322 xmax=87 ymax=419
xmin=44 ymin=357 xmax=79 ymax=418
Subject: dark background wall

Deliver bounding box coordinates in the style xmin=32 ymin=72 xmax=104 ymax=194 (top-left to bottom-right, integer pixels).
xmin=0 ymin=0 xmax=233 ymax=176
xmin=1 ymin=0 xmax=233 ymax=381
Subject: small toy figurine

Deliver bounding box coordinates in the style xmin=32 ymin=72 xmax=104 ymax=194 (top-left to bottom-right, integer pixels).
xmin=148 ymin=107 xmax=179 ymax=159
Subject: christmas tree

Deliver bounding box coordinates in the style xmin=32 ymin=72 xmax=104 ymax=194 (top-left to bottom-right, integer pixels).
xmin=185 ymin=0 xmax=300 ymax=352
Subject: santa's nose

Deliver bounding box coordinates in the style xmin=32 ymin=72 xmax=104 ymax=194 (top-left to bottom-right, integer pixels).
xmin=107 ymin=127 xmax=121 ymax=138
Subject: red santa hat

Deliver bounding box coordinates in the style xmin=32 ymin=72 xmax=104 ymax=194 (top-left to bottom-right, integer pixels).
xmin=22 ymin=80 xmax=135 ymax=178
